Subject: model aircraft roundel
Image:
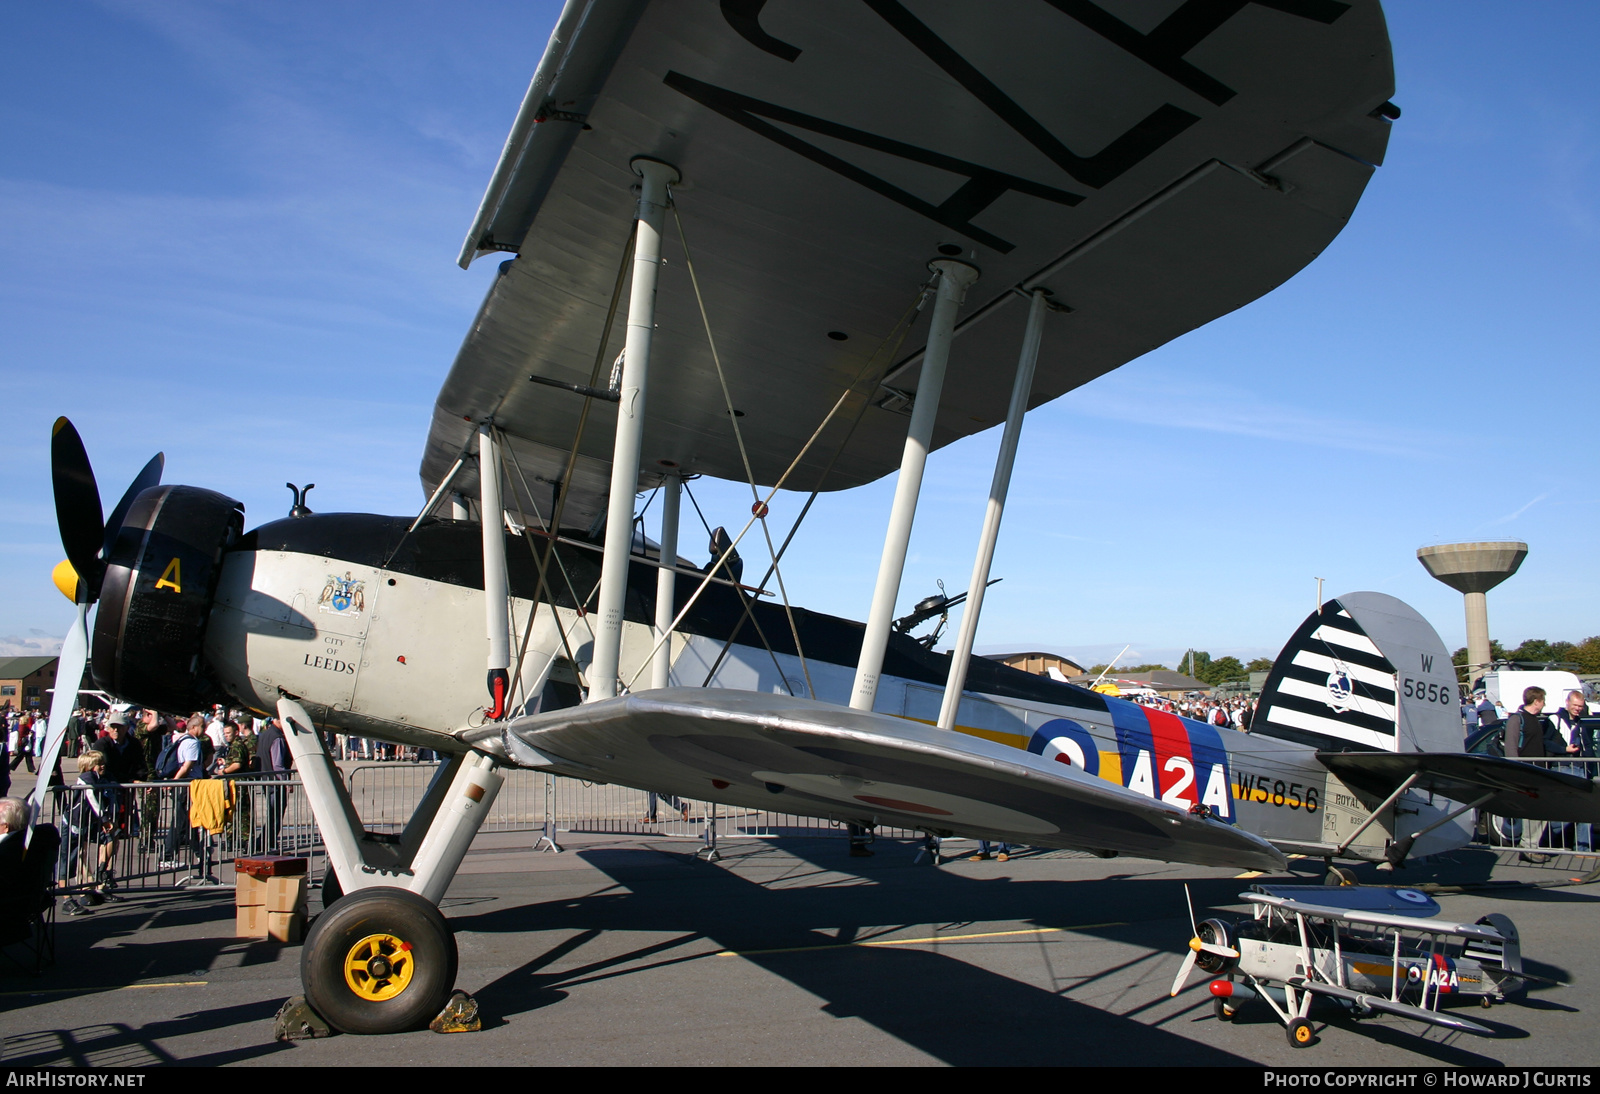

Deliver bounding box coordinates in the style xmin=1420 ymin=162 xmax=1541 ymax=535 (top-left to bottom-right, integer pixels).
xmin=1028 ymin=719 xmax=1100 ymax=777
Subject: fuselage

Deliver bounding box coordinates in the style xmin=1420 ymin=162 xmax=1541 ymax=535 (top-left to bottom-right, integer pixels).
xmin=202 ymin=513 xmax=1470 ymax=861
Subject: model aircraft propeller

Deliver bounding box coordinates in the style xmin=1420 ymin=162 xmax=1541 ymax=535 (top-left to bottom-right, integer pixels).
xmin=1170 ymin=883 xmax=1240 ymax=997
xmin=30 ymin=417 xmax=163 ymax=819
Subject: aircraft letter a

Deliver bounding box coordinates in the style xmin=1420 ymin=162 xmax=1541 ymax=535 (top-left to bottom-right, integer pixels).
xmin=155 ymin=557 xmax=182 ymax=593
xmin=1127 ymin=750 xmax=1154 ymax=798
xmin=1202 ymin=764 xmax=1231 ymax=818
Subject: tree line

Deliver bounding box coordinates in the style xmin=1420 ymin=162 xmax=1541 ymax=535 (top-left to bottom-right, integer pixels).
xmin=1084 ymin=652 xmax=1276 ymax=686
xmin=1451 ymin=637 xmax=1600 ymax=676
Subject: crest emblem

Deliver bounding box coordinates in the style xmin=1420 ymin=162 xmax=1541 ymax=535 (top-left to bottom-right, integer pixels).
xmin=318 ymin=571 xmax=365 ymax=616
xmin=1325 ymin=667 xmax=1353 ymax=712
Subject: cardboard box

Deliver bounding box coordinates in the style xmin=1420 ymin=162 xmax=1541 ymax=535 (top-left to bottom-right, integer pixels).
xmin=235 ymin=903 xmax=269 ymax=939
xmin=236 ymin=873 xmax=267 ymax=907
xmin=265 ymin=875 xmax=307 ymax=914
xmin=267 ymin=910 xmax=304 ymax=944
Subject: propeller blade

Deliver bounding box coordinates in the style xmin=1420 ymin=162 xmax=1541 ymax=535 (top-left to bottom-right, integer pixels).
xmin=1170 ymin=948 xmax=1199 ymax=997
xmin=27 ymin=598 xmax=90 ymax=828
xmin=1184 ymin=882 xmax=1199 ymax=937
xmin=102 ymin=451 xmax=164 ymax=561
xmin=50 ymin=418 xmax=105 ymax=595
xmin=1200 ymin=942 xmax=1240 ymax=959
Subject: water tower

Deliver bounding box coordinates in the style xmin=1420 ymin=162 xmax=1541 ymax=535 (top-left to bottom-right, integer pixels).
xmin=1416 ymin=542 xmax=1527 ymax=684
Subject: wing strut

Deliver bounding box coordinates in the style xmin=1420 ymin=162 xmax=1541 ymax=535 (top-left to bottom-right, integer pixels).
xmin=590 ymin=156 xmax=680 ymax=700
xmin=938 ymin=288 xmax=1052 ymax=729
xmin=479 ymin=423 xmax=511 ymax=719
xmin=850 ymin=258 xmax=979 ymax=712
xmin=650 ymin=471 xmax=681 ymax=690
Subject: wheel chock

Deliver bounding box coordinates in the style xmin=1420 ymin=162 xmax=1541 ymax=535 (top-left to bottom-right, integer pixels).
xmin=429 ymin=989 xmax=482 ymax=1034
xmin=274 ymin=995 xmax=334 ymax=1041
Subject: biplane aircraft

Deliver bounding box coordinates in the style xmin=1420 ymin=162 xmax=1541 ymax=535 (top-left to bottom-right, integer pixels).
xmin=32 ymin=0 xmax=1600 ymax=1035
xmin=1171 ymin=883 xmax=1532 ymax=1048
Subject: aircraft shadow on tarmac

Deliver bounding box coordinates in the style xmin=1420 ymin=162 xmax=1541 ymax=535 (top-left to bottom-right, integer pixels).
xmin=441 ymin=837 xmax=1536 ymax=1066
xmin=452 ymin=841 xmax=1253 ymax=1066
xmin=0 ymin=1000 xmax=289 ymax=1068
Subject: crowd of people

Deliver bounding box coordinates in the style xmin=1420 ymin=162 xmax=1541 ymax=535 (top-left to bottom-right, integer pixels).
xmin=1 ymin=701 xmax=447 ymax=915
xmin=1126 ymin=693 xmax=1259 ymax=731
xmin=2 ymin=704 xmax=301 ymax=915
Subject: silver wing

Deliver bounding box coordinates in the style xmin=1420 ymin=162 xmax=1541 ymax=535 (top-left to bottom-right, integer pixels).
xmin=478 ymin=687 xmax=1288 ymax=871
xmin=425 ymin=0 xmax=1396 ymax=529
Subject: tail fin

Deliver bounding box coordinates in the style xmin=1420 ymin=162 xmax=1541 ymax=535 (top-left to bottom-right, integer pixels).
xmin=1252 ymin=592 xmax=1460 ymax=753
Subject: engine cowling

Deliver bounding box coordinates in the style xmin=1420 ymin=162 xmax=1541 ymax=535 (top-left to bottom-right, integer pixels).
xmin=92 ymin=484 xmax=244 ymax=713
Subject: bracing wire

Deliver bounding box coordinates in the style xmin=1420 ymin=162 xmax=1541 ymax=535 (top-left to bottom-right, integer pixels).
xmin=679 ymin=478 xmax=796 ymax=696
xmin=669 ymin=196 xmax=815 ymax=697
xmin=620 ymin=272 xmax=937 ymax=693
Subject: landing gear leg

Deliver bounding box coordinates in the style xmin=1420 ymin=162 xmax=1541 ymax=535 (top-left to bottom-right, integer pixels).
xmin=277 ymin=697 xmax=503 ymax=1035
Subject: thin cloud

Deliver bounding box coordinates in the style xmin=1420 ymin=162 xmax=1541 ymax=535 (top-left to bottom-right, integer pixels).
xmin=1064 ymin=374 xmax=1451 ymax=461
xmin=1488 ymin=493 xmax=1549 ymax=527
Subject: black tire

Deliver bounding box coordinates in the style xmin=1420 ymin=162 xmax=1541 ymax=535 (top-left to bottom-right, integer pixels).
xmin=1287 ymin=1017 xmax=1316 ymax=1048
xmin=301 ymin=888 xmax=457 ymax=1035
xmin=1213 ymin=998 xmax=1235 ymax=1022
xmin=1324 ymin=866 xmax=1358 ymax=887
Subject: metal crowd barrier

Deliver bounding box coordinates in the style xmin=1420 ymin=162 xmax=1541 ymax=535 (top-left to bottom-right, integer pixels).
xmin=35 ymin=765 xmax=928 ymax=895
xmin=347 ymin=764 xmax=924 ymax=841
xmin=1473 ymin=757 xmax=1599 ymax=856
xmin=35 ymin=776 xmax=323 ymax=896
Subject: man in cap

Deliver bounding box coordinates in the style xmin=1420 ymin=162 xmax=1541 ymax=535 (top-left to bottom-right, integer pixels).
xmin=100 ymin=712 xmax=147 ymax=784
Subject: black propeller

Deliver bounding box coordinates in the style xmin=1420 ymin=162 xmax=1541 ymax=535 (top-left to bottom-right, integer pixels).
xmin=35 ymin=417 xmax=164 ymax=821
xmin=50 ymin=417 xmax=164 ymax=603
xmin=50 ymin=417 xmax=106 ymax=600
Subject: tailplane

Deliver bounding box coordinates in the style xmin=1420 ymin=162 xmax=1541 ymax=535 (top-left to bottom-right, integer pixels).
xmin=1252 ymin=592 xmax=1460 ymax=754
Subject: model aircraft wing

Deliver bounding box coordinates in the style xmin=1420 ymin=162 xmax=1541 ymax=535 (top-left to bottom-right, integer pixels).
xmin=1317 ymin=751 xmax=1600 ymax=823
xmin=1285 ymin=979 xmax=1495 ymax=1036
xmin=426 ymin=0 xmax=1396 ymax=529
xmin=1245 ymin=890 xmax=1509 ymax=942
xmin=481 ymin=687 xmax=1288 ymax=871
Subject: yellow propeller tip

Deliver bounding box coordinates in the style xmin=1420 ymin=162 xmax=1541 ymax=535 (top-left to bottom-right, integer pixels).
xmin=52 ymin=559 xmax=80 ymax=603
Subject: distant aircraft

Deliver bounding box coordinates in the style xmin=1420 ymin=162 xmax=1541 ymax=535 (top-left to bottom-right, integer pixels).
xmin=34 ymin=0 xmax=1595 ymax=1036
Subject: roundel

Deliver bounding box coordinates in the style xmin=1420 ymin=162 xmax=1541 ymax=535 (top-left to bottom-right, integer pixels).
xmin=1028 ymin=718 xmax=1099 ymax=777
xmin=1396 ymin=889 xmax=1429 ymax=904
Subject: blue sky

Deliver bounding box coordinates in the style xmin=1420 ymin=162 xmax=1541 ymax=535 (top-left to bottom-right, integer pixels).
xmin=3 ymin=2 xmax=1596 ymax=671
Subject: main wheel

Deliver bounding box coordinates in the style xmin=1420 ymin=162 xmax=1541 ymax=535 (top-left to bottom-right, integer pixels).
xmin=1324 ymin=866 xmax=1359 ymax=887
xmin=301 ymin=888 xmax=457 ymax=1034
xmin=1213 ymin=998 xmax=1236 ymax=1022
xmin=1286 ymin=1017 xmax=1316 ymax=1048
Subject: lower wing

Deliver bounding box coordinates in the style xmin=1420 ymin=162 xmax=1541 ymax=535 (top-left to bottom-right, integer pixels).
xmin=483 ymin=688 xmax=1287 ymax=872
xmin=1318 ymin=751 xmax=1600 ymax=823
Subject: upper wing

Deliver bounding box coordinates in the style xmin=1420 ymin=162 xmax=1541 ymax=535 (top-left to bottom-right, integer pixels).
xmin=426 ymin=0 xmax=1396 ymax=528
xmin=1317 ymin=750 xmax=1600 ymax=823
xmin=1245 ymin=891 xmax=1508 ymax=941
xmin=482 ymin=687 xmax=1288 ymax=871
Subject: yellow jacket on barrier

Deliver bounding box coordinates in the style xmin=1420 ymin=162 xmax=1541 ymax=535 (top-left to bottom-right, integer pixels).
xmin=189 ymin=779 xmax=232 ymax=835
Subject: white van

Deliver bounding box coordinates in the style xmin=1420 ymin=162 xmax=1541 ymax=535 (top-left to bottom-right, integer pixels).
xmin=1481 ymin=668 xmax=1597 ymax=716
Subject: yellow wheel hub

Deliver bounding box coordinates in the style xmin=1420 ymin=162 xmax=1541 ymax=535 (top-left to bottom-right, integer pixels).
xmin=1293 ymin=1024 xmax=1312 ymax=1044
xmin=342 ymin=933 xmax=415 ymax=1001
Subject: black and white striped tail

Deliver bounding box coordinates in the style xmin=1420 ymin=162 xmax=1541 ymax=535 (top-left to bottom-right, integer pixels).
xmin=1254 ymin=599 xmax=1398 ymax=752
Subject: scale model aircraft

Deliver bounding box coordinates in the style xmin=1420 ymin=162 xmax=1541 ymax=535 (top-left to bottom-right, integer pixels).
xmin=1171 ymin=883 xmax=1532 ymax=1048
xmin=31 ymin=0 xmax=1600 ymax=1035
